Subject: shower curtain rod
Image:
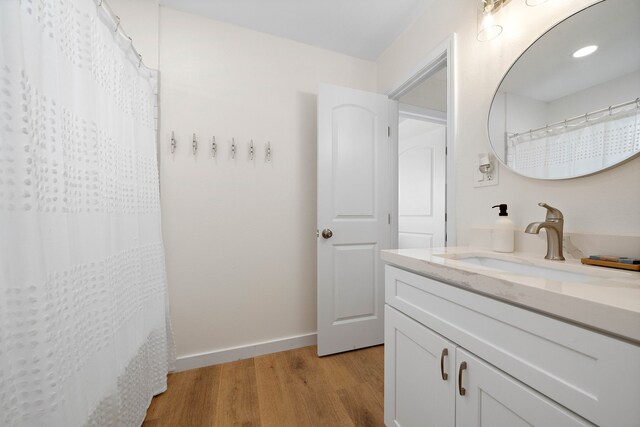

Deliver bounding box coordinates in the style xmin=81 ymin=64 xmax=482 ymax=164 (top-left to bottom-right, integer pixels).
xmin=93 ymin=0 xmax=149 ymax=70
xmin=509 ymin=97 xmax=640 ymax=138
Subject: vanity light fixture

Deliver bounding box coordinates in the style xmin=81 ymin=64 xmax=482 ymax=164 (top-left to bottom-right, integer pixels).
xmin=572 ymin=45 xmax=598 ymax=58
xmin=476 ymin=152 xmax=498 ymax=186
xmin=477 ymin=0 xmax=509 ymax=41
xmin=479 ymin=152 xmax=493 ymax=174
xmin=525 ymin=0 xmax=549 ymax=6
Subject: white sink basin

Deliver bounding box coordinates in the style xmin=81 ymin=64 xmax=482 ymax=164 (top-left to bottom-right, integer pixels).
xmin=454 ymin=256 xmax=588 ymax=283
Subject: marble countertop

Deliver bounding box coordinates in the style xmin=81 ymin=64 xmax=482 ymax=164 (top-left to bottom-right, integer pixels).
xmin=381 ymin=247 xmax=640 ymax=343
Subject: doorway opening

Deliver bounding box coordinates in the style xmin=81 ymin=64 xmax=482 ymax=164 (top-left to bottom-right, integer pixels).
xmin=388 ymin=36 xmax=456 ymax=249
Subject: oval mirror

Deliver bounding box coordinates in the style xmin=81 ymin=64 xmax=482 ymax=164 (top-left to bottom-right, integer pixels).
xmin=488 ymin=0 xmax=640 ymax=180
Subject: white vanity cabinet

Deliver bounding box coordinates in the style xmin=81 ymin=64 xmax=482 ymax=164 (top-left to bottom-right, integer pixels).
xmin=384 ymin=265 xmax=640 ymax=427
xmin=386 ymin=307 xmax=593 ymax=427
xmin=384 ymin=305 xmax=455 ymax=426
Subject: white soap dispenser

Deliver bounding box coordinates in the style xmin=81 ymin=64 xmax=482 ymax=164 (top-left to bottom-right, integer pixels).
xmin=491 ymin=204 xmax=514 ymax=253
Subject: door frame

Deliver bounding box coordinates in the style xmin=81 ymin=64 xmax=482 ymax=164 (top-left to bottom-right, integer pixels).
xmin=387 ymin=34 xmax=457 ymax=248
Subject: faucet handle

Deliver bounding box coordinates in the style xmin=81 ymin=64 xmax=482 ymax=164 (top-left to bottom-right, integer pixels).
xmin=538 ymin=202 xmax=563 ymax=221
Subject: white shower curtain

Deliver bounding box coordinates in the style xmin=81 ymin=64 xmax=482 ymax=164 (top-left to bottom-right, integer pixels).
xmin=507 ymin=109 xmax=640 ymax=178
xmin=0 ymin=1 xmax=174 ymax=426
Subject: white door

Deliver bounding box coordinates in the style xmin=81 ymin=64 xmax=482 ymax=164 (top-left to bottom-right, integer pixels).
xmin=398 ymin=118 xmax=446 ymax=249
xmin=385 ymin=306 xmax=456 ymax=427
xmin=455 ymin=348 xmax=594 ymax=427
xmin=317 ymin=84 xmax=393 ymax=356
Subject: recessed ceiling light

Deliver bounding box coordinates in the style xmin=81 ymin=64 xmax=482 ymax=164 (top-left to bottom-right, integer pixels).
xmin=572 ymin=45 xmax=598 ymax=58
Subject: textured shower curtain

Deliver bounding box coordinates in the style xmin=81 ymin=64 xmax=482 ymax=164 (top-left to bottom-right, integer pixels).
xmin=507 ymin=110 xmax=640 ymax=178
xmin=0 ymin=1 xmax=174 ymax=426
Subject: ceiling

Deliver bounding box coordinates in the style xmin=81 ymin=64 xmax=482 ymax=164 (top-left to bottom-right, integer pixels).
xmin=159 ymin=0 xmax=435 ymax=60
xmin=500 ymin=0 xmax=640 ymax=102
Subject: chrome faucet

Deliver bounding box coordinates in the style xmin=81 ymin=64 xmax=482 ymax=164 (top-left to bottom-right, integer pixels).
xmin=525 ymin=203 xmax=565 ymax=261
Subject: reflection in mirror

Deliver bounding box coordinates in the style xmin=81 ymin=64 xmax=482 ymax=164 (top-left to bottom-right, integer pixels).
xmin=488 ymin=0 xmax=640 ymax=180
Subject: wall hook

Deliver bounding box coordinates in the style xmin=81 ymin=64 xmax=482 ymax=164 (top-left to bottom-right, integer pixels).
xmin=211 ymin=136 xmax=217 ymax=158
xmin=249 ymin=139 xmax=255 ymax=160
xmin=231 ymin=138 xmax=236 ymax=159
xmin=266 ymin=141 xmax=272 ymax=162
xmin=192 ymin=133 xmax=198 ymax=155
xmin=170 ymin=131 xmax=176 ymax=154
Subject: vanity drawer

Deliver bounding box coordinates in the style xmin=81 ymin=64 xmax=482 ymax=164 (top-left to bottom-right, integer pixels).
xmin=385 ymin=265 xmax=640 ymax=427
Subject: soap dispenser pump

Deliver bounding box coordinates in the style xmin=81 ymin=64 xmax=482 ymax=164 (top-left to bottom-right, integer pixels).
xmin=492 ymin=204 xmax=514 ymax=253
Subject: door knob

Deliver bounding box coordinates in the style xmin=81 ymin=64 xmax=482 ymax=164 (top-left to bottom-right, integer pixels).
xmin=321 ymin=229 xmax=333 ymax=239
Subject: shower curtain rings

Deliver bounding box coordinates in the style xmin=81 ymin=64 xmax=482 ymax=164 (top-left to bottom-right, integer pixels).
xmin=114 ymin=16 xmax=120 ymax=33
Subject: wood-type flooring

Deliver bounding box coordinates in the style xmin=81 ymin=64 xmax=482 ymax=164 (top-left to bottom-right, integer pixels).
xmin=143 ymin=344 xmax=384 ymax=427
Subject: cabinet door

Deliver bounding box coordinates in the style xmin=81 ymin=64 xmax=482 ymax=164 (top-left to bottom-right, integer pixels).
xmin=385 ymin=305 xmax=455 ymax=427
xmin=455 ymin=348 xmax=594 ymax=427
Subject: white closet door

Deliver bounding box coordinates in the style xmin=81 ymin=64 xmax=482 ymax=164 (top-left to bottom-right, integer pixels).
xmin=398 ymin=121 xmax=446 ymax=249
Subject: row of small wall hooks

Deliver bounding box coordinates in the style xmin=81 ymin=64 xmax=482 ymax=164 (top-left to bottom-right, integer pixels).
xmin=170 ymin=132 xmax=273 ymax=161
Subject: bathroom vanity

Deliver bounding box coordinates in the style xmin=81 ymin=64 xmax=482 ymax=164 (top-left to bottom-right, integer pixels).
xmin=382 ymin=248 xmax=640 ymax=427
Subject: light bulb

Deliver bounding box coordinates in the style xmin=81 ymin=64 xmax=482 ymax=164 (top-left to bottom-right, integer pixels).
xmin=477 ymin=13 xmax=503 ymax=41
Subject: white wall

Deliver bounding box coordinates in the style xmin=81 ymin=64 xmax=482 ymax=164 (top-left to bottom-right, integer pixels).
xmin=546 ymin=70 xmax=640 ymax=122
xmin=505 ymin=92 xmax=547 ymax=134
xmin=377 ymin=0 xmax=640 ymax=239
xmin=157 ymin=8 xmax=377 ymax=358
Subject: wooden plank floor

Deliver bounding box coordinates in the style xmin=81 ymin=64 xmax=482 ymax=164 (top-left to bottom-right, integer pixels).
xmin=143 ymin=345 xmax=384 ymax=427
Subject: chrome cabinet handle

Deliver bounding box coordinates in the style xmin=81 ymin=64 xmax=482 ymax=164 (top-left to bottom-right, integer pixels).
xmin=321 ymin=229 xmax=333 ymax=239
xmin=440 ymin=348 xmax=449 ymax=381
xmin=458 ymin=361 xmax=467 ymax=396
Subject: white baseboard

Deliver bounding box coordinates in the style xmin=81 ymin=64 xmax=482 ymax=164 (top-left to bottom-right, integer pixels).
xmin=174 ymin=332 xmax=318 ymax=372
